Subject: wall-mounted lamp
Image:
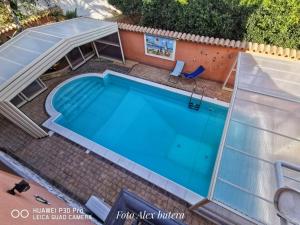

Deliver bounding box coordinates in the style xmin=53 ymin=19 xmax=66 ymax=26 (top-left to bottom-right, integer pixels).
xmin=7 ymin=180 xmax=30 ymax=195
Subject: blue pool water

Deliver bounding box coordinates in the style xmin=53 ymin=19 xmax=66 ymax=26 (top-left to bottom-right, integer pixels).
xmin=53 ymin=74 xmax=227 ymax=196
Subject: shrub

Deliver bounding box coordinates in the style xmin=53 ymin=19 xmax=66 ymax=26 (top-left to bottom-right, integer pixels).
xmin=141 ymin=0 xmax=256 ymax=40
xmin=245 ymin=0 xmax=300 ymax=49
xmin=109 ymin=0 xmax=142 ymax=16
xmin=49 ymin=7 xmax=64 ymax=22
xmin=0 ymin=3 xmax=13 ymax=27
xmin=109 ymin=0 xmax=300 ymax=48
xmin=65 ymin=8 xmax=77 ymax=19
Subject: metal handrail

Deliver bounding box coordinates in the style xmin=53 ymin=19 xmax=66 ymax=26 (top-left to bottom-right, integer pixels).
xmin=188 ymin=80 xmax=205 ymax=110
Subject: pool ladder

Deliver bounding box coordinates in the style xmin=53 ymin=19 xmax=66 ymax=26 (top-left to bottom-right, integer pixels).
xmin=188 ymin=82 xmax=205 ymax=111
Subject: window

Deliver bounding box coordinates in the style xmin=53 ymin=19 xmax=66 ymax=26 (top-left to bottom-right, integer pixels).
xmin=80 ymin=43 xmax=95 ymax=60
xmin=21 ymin=79 xmax=47 ymax=101
xmin=65 ymin=47 xmax=85 ymax=69
xmin=11 ymin=94 xmax=27 ymax=108
xmin=11 ymin=78 xmax=47 ymax=107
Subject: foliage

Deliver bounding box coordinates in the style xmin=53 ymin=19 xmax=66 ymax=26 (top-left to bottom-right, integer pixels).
xmin=141 ymin=0 xmax=255 ymax=40
xmin=245 ymin=0 xmax=300 ymax=49
xmin=0 ymin=2 xmax=13 ymax=26
xmin=0 ymin=1 xmax=65 ymax=28
xmin=9 ymin=0 xmax=37 ymax=20
xmin=65 ymin=8 xmax=77 ymax=19
xmin=108 ymin=0 xmax=142 ymax=16
xmin=108 ymin=0 xmax=300 ymax=49
xmin=49 ymin=7 xmax=64 ymax=22
xmin=0 ymin=0 xmax=39 ymax=27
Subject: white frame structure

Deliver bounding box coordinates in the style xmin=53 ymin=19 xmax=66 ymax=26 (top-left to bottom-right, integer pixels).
xmin=21 ymin=78 xmax=47 ymax=101
xmin=0 ymin=18 xmax=124 ymax=138
xmin=93 ymin=30 xmax=125 ymax=63
xmin=191 ymin=52 xmax=300 ymax=225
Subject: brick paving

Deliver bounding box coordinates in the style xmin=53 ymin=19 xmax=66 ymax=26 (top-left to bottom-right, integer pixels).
xmin=0 ymin=58 xmax=231 ymax=225
xmin=128 ymin=63 xmax=232 ymax=103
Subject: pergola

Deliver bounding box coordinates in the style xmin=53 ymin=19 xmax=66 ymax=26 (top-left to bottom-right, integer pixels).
xmin=0 ymin=18 xmax=124 ymax=138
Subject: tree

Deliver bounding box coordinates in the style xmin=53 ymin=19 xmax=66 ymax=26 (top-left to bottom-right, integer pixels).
xmin=0 ymin=1 xmax=12 ymax=26
xmin=108 ymin=0 xmax=300 ymax=49
xmin=2 ymin=0 xmax=37 ymax=33
xmin=245 ymin=0 xmax=300 ymax=49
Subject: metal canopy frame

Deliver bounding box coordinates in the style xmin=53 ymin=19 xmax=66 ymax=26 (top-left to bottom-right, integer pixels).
xmin=0 ymin=18 xmax=124 ymax=138
xmin=0 ymin=18 xmax=121 ymax=101
xmin=192 ymin=52 xmax=300 ymax=225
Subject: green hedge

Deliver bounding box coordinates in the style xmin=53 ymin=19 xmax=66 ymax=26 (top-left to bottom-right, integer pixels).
xmin=141 ymin=0 xmax=253 ymax=40
xmin=109 ymin=0 xmax=300 ymax=49
xmin=109 ymin=0 xmax=142 ymax=16
xmin=245 ymin=0 xmax=300 ymax=49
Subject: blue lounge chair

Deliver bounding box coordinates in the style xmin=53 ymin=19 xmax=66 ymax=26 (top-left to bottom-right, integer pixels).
xmin=183 ymin=66 xmax=205 ymax=79
xmin=168 ymin=60 xmax=185 ymax=83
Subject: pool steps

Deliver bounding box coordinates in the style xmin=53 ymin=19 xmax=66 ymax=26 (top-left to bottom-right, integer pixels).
xmin=54 ymin=79 xmax=94 ymax=110
xmin=63 ymin=84 xmax=104 ymax=121
xmin=57 ymin=81 xmax=104 ymax=120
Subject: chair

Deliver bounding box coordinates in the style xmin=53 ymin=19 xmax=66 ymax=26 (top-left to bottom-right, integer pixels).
xmin=168 ymin=60 xmax=185 ymax=84
xmin=183 ymin=66 xmax=205 ymax=79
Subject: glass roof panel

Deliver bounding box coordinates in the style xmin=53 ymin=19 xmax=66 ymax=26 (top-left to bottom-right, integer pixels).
xmin=12 ymin=33 xmax=56 ymax=53
xmin=0 ymin=18 xmax=117 ymax=91
xmin=0 ymin=58 xmax=24 ymax=85
xmin=32 ymin=18 xmax=109 ymax=38
xmin=226 ymin=121 xmax=300 ymax=163
xmin=0 ymin=45 xmax=40 ymax=66
xmin=211 ymin=53 xmax=300 ymax=225
xmin=214 ymin=179 xmax=278 ymax=225
xmin=218 ymin=147 xmax=277 ymax=201
xmin=26 ymin=31 xmax=62 ymax=43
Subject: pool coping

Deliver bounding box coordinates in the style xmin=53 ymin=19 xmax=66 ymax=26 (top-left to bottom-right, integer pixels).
xmin=43 ymin=70 xmax=229 ymax=205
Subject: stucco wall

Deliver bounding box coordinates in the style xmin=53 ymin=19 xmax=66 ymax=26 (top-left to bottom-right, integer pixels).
xmin=120 ymin=30 xmax=240 ymax=84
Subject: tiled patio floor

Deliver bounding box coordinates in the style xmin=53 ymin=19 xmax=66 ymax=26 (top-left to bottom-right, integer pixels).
xmin=128 ymin=63 xmax=232 ymax=103
xmin=0 ymin=58 xmax=231 ymax=225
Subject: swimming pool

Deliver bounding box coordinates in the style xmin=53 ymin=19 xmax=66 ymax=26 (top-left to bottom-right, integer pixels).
xmin=44 ymin=71 xmax=227 ymax=202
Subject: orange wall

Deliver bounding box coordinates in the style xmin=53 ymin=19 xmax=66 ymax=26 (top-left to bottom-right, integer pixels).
xmin=120 ymin=30 xmax=240 ymax=85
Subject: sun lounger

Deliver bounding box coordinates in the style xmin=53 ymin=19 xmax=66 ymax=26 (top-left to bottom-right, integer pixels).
xmin=168 ymin=60 xmax=185 ymax=83
xmin=183 ymin=66 xmax=205 ymax=79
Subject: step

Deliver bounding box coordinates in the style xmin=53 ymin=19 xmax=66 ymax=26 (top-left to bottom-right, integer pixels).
xmin=55 ymin=79 xmax=96 ymax=110
xmin=58 ymin=81 xmax=100 ymax=115
xmin=63 ymin=83 xmax=105 ymax=121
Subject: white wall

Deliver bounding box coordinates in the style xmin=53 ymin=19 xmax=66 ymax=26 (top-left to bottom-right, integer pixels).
xmin=47 ymin=0 xmax=121 ymax=19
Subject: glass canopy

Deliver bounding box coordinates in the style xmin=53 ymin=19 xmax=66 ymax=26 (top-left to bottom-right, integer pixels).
xmin=211 ymin=53 xmax=300 ymax=225
xmin=0 ymin=18 xmax=117 ymax=91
